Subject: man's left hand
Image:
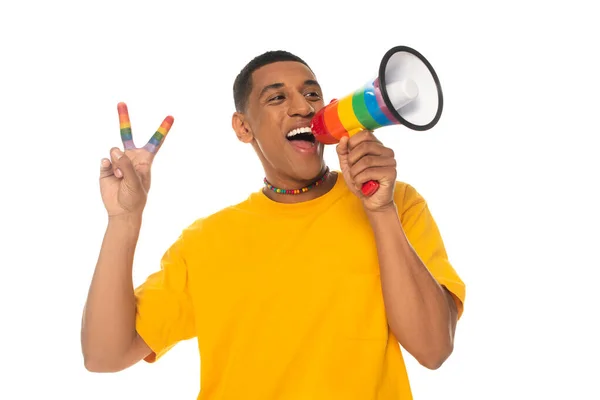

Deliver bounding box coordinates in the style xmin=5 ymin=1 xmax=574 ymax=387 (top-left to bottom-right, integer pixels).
xmin=336 ymin=130 xmax=397 ymax=213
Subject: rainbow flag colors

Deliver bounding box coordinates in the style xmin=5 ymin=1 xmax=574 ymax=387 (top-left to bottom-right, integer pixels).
xmin=143 ymin=116 xmax=174 ymax=153
xmin=312 ymin=78 xmax=399 ymax=144
xmin=116 ymin=102 xmax=174 ymax=154
xmin=118 ymin=102 xmax=135 ymax=150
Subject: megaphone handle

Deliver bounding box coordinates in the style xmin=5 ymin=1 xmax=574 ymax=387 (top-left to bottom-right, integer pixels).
xmin=361 ymin=180 xmax=380 ymax=196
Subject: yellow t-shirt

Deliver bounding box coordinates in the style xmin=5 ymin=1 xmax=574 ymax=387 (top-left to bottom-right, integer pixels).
xmin=134 ymin=172 xmax=466 ymax=400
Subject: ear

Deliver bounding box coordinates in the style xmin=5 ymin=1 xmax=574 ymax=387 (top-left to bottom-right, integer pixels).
xmin=232 ymin=112 xmax=253 ymax=143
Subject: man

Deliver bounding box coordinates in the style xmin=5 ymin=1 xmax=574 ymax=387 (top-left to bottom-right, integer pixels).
xmin=81 ymin=50 xmax=466 ymax=399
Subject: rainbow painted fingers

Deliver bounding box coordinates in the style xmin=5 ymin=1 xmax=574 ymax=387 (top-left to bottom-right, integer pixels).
xmin=117 ymin=102 xmax=174 ymax=154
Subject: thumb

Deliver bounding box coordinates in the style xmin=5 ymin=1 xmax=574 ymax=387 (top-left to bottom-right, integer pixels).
xmin=336 ymin=136 xmax=349 ymax=156
xmin=110 ymin=148 xmax=140 ymax=187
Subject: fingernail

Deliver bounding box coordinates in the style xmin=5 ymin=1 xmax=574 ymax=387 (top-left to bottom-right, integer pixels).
xmin=115 ymin=168 xmax=123 ymax=178
xmin=112 ymin=149 xmax=123 ymax=159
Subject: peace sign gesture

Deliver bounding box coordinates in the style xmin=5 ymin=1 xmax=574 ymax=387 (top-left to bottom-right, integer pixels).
xmin=99 ymin=102 xmax=174 ymax=219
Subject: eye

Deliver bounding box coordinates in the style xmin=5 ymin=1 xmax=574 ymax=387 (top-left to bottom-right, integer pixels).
xmin=268 ymin=95 xmax=285 ymax=102
xmin=305 ymin=92 xmax=321 ymax=99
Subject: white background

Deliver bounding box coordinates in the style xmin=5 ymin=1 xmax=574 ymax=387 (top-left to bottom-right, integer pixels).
xmin=1 ymin=0 xmax=598 ymax=399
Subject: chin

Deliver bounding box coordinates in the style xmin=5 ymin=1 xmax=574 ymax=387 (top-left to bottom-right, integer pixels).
xmin=292 ymin=160 xmax=326 ymax=182
xmin=279 ymin=141 xmax=327 ymax=182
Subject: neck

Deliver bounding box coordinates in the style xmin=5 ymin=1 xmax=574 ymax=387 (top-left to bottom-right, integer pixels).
xmin=262 ymin=167 xmax=337 ymax=204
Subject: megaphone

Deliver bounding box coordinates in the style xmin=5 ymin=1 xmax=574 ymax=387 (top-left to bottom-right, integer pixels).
xmin=311 ymin=45 xmax=443 ymax=197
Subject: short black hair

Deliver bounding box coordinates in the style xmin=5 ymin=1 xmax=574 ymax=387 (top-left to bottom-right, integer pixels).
xmin=233 ymin=50 xmax=312 ymax=112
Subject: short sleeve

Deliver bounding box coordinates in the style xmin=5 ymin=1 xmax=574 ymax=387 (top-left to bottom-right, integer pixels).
xmin=396 ymin=183 xmax=466 ymax=319
xmin=134 ymin=231 xmax=196 ymax=363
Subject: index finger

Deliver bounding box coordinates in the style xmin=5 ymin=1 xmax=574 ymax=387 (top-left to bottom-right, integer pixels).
xmin=348 ymin=129 xmax=378 ymax=151
xmin=117 ymin=102 xmax=135 ymax=150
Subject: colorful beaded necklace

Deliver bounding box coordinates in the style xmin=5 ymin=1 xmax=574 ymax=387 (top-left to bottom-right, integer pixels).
xmin=263 ymin=167 xmax=330 ymax=195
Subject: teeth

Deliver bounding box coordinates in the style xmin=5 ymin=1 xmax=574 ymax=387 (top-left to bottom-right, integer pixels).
xmin=286 ymin=127 xmax=313 ymax=138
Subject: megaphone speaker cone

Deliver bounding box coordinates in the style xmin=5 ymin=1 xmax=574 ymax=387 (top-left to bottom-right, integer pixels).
xmin=379 ymin=46 xmax=443 ymax=131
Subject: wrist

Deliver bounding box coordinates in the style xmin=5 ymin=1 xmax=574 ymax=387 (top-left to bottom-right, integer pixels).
xmin=365 ymin=201 xmax=397 ymax=218
xmin=108 ymin=212 xmax=143 ymax=230
xmin=365 ymin=202 xmax=399 ymax=228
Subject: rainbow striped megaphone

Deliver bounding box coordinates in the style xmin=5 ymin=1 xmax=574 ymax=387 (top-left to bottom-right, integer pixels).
xmin=311 ymin=45 xmax=443 ymax=196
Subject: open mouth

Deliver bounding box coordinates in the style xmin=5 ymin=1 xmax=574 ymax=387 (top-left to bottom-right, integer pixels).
xmin=286 ymin=127 xmax=315 ymax=143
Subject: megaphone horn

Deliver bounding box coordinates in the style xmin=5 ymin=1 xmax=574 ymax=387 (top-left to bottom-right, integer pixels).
xmin=311 ymin=45 xmax=443 ymax=196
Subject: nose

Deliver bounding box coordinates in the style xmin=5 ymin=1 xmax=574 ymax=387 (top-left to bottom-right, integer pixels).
xmin=287 ymin=93 xmax=315 ymax=118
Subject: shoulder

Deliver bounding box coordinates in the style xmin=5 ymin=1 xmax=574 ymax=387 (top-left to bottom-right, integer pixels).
xmin=179 ymin=195 xmax=256 ymax=241
xmin=393 ymin=180 xmax=426 ymax=210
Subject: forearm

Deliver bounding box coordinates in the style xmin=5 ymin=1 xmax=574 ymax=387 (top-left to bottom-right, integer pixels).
xmin=367 ymin=204 xmax=455 ymax=369
xmin=81 ymin=214 xmax=142 ymax=365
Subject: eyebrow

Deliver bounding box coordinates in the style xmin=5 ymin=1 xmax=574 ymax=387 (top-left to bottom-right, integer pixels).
xmin=258 ymin=79 xmax=321 ymax=98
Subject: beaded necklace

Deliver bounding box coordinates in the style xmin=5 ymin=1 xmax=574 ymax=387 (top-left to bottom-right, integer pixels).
xmin=263 ymin=167 xmax=330 ymax=195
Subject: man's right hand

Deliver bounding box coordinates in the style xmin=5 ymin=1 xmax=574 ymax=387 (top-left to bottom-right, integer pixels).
xmin=99 ymin=102 xmax=174 ymax=218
